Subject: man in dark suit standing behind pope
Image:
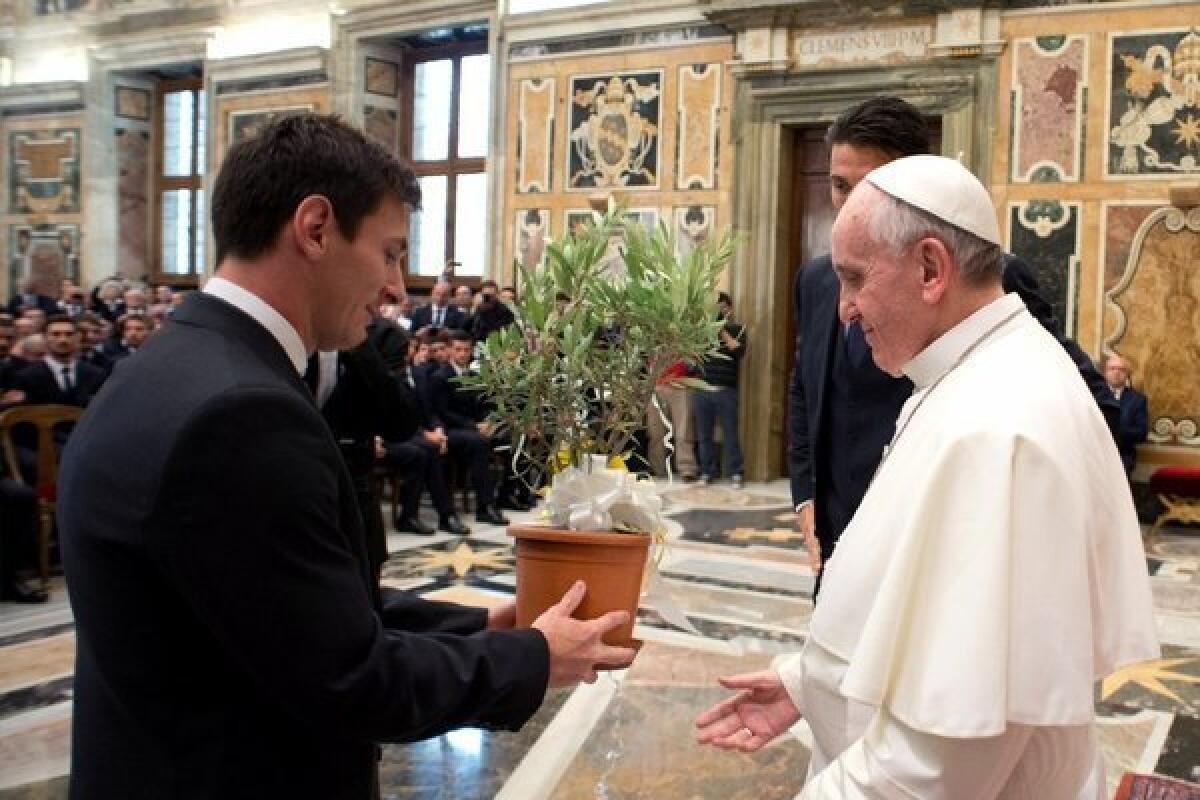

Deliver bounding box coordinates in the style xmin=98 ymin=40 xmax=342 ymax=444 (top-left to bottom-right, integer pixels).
xmin=58 ymin=114 xmax=634 ymax=800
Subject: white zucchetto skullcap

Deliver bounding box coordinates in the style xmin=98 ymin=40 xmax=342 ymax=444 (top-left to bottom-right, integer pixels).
xmin=864 ymin=155 xmax=1001 ymax=247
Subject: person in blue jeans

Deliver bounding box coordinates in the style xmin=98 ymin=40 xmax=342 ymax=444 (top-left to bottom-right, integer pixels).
xmin=695 ymin=292 xmax=747 ymax=488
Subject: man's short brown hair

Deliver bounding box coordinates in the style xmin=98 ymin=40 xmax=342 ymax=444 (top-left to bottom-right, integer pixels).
xmin=211 ymin=114 xmax=421 ymax=265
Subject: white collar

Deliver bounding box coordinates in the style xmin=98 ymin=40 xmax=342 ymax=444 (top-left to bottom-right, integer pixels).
xmin=903 ymin=292 xmax=1024 ymax=390
xmin=203 ymin=275 xmax=308 ymax=375
xmin=44 ymin=354 xmax=73 ymax=372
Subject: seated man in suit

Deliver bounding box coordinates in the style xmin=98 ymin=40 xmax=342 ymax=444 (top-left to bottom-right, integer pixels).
xmin=375 ymin=326 xmax=472 ymax=537
xmin=75 ymin=313 xmax=113 ymax=374
xmin=0 ymin=317 xmax=27 ymax=391
xmin=7 ymin=280 xmax=59 ymax=316
xmin=57 ymin=114 xmax=634 ymax=799
xmin=1103 ymin=353 xmax=1149 ymax=476
xmin=12 ymin=315 xmax=106 ymax=407
xmin=101 ymin=314 xmax=151 ymax=365
xmin=431 ymin=330 xmax=511 ymax=524
xmin=410 ymin=280 xmax=467 ymax=331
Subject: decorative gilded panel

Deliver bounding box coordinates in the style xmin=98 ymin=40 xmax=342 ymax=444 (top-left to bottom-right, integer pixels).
xmin=9 ymin=128 xmax=80 ymax=214
xmin=1008 ymin=200 xmax=1081 ymax=338
xmin=567 ymin=71 xmax=661 ymax=190
xmin=1011 ymin=35 xmax=1086 ymax=183
xmin=1104 ymin=207 xmax=1200 ymax=447
xmin=677 ymin=64 xmax=721 ymax=190
xmin=517 ymin=78 xmax=555 ymax=194
xmin=9 ymin=223 xmax=79 ymax=293
xmin=117 ymin=129 xmax=150 ymax=278
xmin=1107 ymin=29 xmax=1200 ymax=178
xmin=514 ymin=209 xmax=550 ymax=271
xmin=674 ymin=205 xmax=715 ymax=260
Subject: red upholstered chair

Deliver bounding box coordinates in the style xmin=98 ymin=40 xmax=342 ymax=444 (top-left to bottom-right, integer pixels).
xmin=1115 ymin=771 xmax=1200 ymax=799
xmin=0 ymin=404 xmax=83 ymax=587
xmin=1149 ymin=465 xmax=1200 ymax=539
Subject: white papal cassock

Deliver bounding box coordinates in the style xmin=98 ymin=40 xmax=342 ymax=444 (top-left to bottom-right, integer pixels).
xmin=776 ymin=292 xmax=1160 ymax=799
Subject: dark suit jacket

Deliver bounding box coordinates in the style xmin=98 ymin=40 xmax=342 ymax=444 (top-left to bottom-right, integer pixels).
xmin=410 ymin=303 xmax=467 ymax=332
xmin=6 ymin=292 xmax=59 ymax=315
xmin=0 ymin=355 xmax=27 ymax=390
xmin=13 ymin=358 xmax=106 ymax=407
xmin=788 ymin=253 xmax=1116 ymax=555
xmin=1115 ymin=386 xmax=1149 ymax=474
xmin=431 ymin=364 xmax=486 ymax=431
xmin=58 ymin=292 xmax=549 ymax=800
xmin=100 ymin=340 xmax=135 ymax=364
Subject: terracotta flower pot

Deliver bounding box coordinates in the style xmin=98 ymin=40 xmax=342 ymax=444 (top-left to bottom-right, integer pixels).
xmin=508 ymin=524 xmax=651 ymax=647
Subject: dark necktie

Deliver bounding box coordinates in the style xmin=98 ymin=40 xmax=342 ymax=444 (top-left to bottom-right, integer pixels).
xmin=303 ymin=354 xmax=320 ymax=398
xmin=434 ymin=307 xmax=444 ymax=327
xmin=61 ymin=365 xmax=74 ymax=394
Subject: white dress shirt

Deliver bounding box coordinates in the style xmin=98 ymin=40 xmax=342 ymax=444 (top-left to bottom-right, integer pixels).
xmin=203 ymin=276 xmax=307 ymax=375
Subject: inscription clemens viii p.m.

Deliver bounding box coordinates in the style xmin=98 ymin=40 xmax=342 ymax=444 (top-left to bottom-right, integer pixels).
xmin=794 ymin=26 xmax=932 ymax=69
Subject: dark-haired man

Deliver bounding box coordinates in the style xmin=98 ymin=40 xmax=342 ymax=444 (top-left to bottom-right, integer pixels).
xmin=12 ymin=315 xmax=106 ymax=406
xmin=59 ymin=114 xmax=634 ymax=800
xmin=101 ymin=314 xmax=150 ymax=364
xmin=469 ymin=279 xmax=515 ymax=342
xmin=789 ymin=96 xmax=1116 ymax=600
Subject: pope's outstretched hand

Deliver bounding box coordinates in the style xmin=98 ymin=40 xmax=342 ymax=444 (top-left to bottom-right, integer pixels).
xmin=695 ymin=670 xmax=801 ymax=752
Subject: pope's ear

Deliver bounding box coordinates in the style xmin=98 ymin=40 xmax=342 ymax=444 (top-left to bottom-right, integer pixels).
xmin=915 ymin=236 xmax=952 ymax=303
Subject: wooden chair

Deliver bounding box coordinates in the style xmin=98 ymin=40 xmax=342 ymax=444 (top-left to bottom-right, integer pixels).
xmin=0 ymin=404 xmax=83 ymax=587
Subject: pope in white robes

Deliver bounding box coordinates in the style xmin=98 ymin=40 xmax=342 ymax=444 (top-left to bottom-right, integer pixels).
xmin=695 ymin=155 xmax=1159 ymax=799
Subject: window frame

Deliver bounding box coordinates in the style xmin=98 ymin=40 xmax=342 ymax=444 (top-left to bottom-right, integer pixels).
xmin=151 ymin=77 xmax=205 ymax=287
xmin=401 ymin=40 xmax=488 ymax=291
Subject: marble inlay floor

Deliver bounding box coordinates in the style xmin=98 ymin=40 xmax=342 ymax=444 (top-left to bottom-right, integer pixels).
xmin=1 ymin=479 xmax=1197 ymax=798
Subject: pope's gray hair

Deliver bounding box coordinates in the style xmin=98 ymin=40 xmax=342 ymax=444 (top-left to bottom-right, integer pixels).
xmin=865 ymin=189 xmax=1003 ymax=286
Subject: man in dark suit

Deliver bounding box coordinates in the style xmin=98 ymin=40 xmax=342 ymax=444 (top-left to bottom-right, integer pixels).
xmin=0 ymin=317 xmax=28 ymax=391
xmin=7 ymin=280 xmax=59 ymax=316
xmin=308 ymin=318 xmax=422 ymax=580
xmin=12 ymin=315 xmax=106 ymax=406
xmin=410 ymin=280 xmax=467 ymax=331
xmin=1103 ymin=353 xmax=1149 ymax=475
xmin=376 ymin=325 xmax=472 ymax=537
xmin=100 ymin=314 xmax=151 ymax=365
xmin=431 ymin=330 xmax=512 ymax=523
xmin=789 ymin=97 xmax=1119 ymax=600
xmin=58 ymin=114 xmax=634 ymax=800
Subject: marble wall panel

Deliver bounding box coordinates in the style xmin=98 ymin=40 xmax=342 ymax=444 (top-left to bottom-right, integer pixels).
xmin=674 ymin=205 xmax=714 ymax=261
xmin=567 ymin=71 xmax=661 ymax=190
xmin=1008 ymin=200 xmax=1080 ymax=338
xmin=8 ymin=223 xmax=78 ymax=293
xmin=1011 ymin=35 xmax=1086 ymax=182
xmin=516 ymin=77 xmax=555 ymax=193
xmin=1105 ymin=208 xmax=1200 ymax=447
xmin=1108 ymin=29 xmax=1200 ymax=178
xmin=676 ymin=63 xmax=720 ymax=190
xmin=1103 ymin=204 xmax=1159 ymax=292
xmin=116 ymin=129 xmax=149 ymax=277
xmin=8 ymin=129 xmax=80 ymax=215
xmin=114 ymin=86 xmax=150 ymax=122
xmin=362 ymin=105 xmax=398 ymax=154
xmin=514 ymin=208 xmax=549 ymax=271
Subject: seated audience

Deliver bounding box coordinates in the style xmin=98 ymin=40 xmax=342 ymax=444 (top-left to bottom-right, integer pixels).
xmin=12 ymin=315 xmax=106 ymax=407
xmin=1104 ymin=353 xmax=1149 ymax=476
xmin=7 ymin=280 xmax=59 ymax=316
xmin=0 ymin=476 xmax=44 ymax=603
xmin=431 ymin=331 xmax=509 ymax=525
xmin=469 ymin=280 xmax=515 ymax=343
xmin=76 ymin=314 xmax=112 ymax=375
xmin=103 ymin=315 xmax=151 ymax=364
xmin=411 ymin=280 xmax=467 ymax=331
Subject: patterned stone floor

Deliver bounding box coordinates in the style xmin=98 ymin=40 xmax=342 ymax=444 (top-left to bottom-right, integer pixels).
xmin=1 ymin=479 xmax=1197 ymax=798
